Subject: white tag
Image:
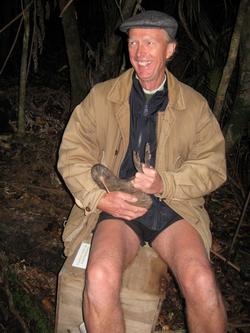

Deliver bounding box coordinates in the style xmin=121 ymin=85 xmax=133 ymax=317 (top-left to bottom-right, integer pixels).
xmin=80 ymin=322 xmax=87 ymax=333
xmin=72 ymin=242 xmax=90 ymax=269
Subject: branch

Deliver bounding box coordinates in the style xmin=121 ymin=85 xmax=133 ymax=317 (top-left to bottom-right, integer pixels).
xmin=178 ymin=0 xmax=200 ymax=51
xmin=1 ymin=284 xmax=30 ymax=333
xmin=228 ymin=188 xmax=250 ymax=259
xmin=213 ymin=0 xmax=249 ymax=120
xmin=0 ymin=1 xmax=33 ymax=34
xmin=114 ymin=0 xmax=124 ymax=22
xmin=0 ymin=254 xmax=30 ymax=333
xmin=0 ymin=17 xmax=24 ymax=75
xmin=133 ymin=0 xmax=143 ymax=15
xmin=26 ymin=0 xmax=37 ymax=78
xmin=59 ymin=0 xmax=75 ymax=18
xmin=210 ymin=249 xmax=240 ymax=272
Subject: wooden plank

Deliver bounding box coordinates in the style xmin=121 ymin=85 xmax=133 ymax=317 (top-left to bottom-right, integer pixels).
xmin=122 ymin=288 xmax=164 ymax=333
xmin=154 ymin=331 xmax=187 ymax=333
xmin=122 ymin=246 xmax=167 ymax=295
xmin=55 ymin=246 xmax=86 ymax=333
xmin=121 ymin=247 xmax=167 ymax=333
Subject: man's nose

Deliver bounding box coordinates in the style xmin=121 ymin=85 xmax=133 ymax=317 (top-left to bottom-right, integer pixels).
xmin=136 ymin=43 xmax=146 ymax=57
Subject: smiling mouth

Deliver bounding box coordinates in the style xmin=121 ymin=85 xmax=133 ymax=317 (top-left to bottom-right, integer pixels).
xmin=136 ymin=60 xmax=151 ymax=67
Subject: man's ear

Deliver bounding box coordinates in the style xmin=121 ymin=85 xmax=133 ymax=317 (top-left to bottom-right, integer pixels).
xmin=166 ymin=42 xmax=176 ymax=60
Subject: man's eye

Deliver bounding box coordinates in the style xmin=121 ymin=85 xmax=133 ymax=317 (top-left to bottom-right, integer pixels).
xmin=128 ymin=41 xmax=136 ymax=46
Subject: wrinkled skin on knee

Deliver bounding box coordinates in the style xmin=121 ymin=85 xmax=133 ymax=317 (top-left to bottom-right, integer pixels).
xmin=84 ymin=261 xmax=122 ymax=306
xmin=178 ymin=260 xmax=221 ymax=308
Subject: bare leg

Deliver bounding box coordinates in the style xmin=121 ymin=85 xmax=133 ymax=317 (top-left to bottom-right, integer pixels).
xmin=83 ymin=219 xmax=140 ymax=333
xmin=151 ymin=220 xmax=227 ymax=333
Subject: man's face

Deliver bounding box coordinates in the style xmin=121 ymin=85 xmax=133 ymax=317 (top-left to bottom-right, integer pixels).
xmin=128 ymin=28 xmax=175 ymax=90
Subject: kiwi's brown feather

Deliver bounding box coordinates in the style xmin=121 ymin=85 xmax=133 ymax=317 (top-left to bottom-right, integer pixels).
xmin=91 ymin=164 xmax=152 ymax=209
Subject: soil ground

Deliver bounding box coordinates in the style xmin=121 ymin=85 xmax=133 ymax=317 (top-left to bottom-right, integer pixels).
xmin=0 ymin=78 xmax=249 ymax=333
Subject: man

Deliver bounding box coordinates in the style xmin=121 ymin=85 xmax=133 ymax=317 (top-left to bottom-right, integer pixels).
xmin=58 ymin=10 xmax=227 ymax=333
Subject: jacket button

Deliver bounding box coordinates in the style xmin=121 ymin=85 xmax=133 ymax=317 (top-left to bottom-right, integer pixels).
xmin=85 ymin=206 xmax=91 ymax=212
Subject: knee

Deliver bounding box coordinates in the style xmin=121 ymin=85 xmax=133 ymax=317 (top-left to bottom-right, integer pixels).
xmin=180 ymin=262 xmax=220 ymax=307
xmin=84 ymin=261 xmax=121 ymax=302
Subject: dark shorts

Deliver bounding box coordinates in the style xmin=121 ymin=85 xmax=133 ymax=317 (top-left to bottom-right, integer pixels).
xmin=96 ymin=205 xmax=182 ymax=246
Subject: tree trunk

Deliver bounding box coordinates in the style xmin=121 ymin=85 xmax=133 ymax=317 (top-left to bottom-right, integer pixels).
xmin=59 ymin=0 xmax=86 ymax=110
xmin=213 ymin=0 xmax=248 ymax=121
xmin=59 ymin=0 xmax=139 ymax=109
xmin=121 ymin=0 xmax=142 ymax=20
xmin=18 ymin=1 xmax=30 ymax=134
xmin=91 ymin=0 xmax=141 ymax=83
xmin=224 ymin=0 xmax=250 ymax=150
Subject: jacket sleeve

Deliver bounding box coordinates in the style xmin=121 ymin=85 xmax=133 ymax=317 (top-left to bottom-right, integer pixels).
xmin=158 ymin=103 xmax=227 ymax=201
xmin=57 ymin=90 xmax=106 ymax=214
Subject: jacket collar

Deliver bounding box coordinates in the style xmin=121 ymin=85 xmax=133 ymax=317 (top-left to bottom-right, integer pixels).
xmin=107 ymin=68 xmax=186 ymax=112
xmin=166 ymin=69 xmax=186 ymax=111
xmin=107 ymin=69 xmax=133 ymax=105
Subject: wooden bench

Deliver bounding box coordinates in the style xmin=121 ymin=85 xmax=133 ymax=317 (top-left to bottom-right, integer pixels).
xmin=55 ymin=238 xmax=167 ymax=333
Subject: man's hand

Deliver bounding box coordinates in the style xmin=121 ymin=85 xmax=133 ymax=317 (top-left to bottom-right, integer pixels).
xmin=97 ymin=191 xmax=147 ymax=220
xmin=131 ymin=164 xmax=164 ymax=195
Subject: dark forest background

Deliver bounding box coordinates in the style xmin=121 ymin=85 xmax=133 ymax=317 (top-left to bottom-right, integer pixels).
xmin=0 ymin=0 xmax=249 ymax=332
xmin=1 ymin=0 xmax=250 ymax=153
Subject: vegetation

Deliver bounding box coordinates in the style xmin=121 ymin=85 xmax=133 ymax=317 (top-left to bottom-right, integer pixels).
xmin=0 ymin=252 xmax=53 ymax=333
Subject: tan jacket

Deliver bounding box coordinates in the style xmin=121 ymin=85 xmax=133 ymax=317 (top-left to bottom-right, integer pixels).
xmin=58 ymin=68 xmax=226 ymax=256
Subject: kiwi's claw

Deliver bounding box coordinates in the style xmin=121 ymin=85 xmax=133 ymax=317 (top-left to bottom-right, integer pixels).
xmin=133 ymin=150 xmax=143 ymax=172
xmin=132 ymin=142 xmax=151 ymax=172
xmin=144 ymin=142 xmax=152 ymax=167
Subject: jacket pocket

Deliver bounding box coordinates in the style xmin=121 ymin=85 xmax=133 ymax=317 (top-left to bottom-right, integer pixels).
xmin=188 ymin=199 xmax=209 ymax=225
xmin=174 ymin=155 xmax=184 ymax=169
xmin=62 ymin=206 xmax=86 ymax=243
xmin=62 ymin=208 xmax=99 ymax=256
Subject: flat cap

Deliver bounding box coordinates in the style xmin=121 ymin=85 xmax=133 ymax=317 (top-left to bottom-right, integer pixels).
xmin=120 ymin=10 xmax=178 ymax=40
